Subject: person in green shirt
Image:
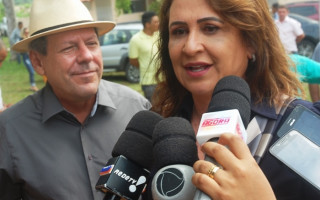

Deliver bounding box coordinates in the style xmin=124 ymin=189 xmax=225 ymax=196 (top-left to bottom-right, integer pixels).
xmin=290 ymin=54 xmax=320 ymax=84
xmin=290 ymin=54 xmax=320 ymax=102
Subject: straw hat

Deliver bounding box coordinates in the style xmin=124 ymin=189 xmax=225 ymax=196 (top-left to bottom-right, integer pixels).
xmin=12 ymin=0 xmax=115 ymax=52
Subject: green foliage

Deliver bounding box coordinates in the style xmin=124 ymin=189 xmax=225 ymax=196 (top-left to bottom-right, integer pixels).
xmin=16 ymin=3 xmax=31 ymax=18
xmin=116 ymin=0 xmax=131 ymax=15
xmin=148 ymin=0 xmax=162 ymax=14
xmin=14 ymin=0 xmax=32 ymax=5
xmin=0 ymin=3 xmax=5 ymax=22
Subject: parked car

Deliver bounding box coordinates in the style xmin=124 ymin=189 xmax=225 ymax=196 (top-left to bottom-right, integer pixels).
xmin=100 ymin=22 xmax=143 ymax=83
xmin=286 ymin=1 xmax=319 ymax=21
xmin=289 ymin=13 xmax=319 ymax=58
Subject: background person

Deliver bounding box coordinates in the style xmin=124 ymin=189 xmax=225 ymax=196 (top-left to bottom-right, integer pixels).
xmin=129 ymin=11 xmax=159 ymax=103
xmin=289 ymin=54 xmax=320 ymax=102
xmin=152 ymin=0 xmax=320 ymax=199
xmin=310 ymin=41 xmax=320 ymax=102
xmin=9 ymin=21 xmax=23 ymax=63
xmin=21 ymin=27 xmax=38 ymax=92
xmin=0 ymin=0 xmax=151 ymax=199
xmin=275 ymin=5 xmax=305 ymax=54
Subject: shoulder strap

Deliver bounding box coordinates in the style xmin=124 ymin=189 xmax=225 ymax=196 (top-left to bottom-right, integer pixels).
xmin=247 ymin=95 xmax=296 ymax=163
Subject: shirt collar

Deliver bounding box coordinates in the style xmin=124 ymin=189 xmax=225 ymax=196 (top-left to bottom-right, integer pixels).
xmin=250 ymin=98 xmax=278 ymax=120
xmin=42 ymin=81 xmax=117 ymax=122
xmin=42 ymin=84 xmax=65 ymax=123
xmin=96 ymin=80 xmax=116 ymax=109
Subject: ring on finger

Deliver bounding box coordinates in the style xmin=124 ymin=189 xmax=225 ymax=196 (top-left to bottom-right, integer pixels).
xmin=207 ymin=164 xmax=220 ymax=179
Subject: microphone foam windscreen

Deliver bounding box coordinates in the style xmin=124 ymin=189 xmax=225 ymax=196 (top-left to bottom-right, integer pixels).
xmin=112 ymin=110 xmax=163 ymax=169
xmin=208 ymin=76 xmax=251 ymax=127
xmin=152 ymin=117 xmax=198 ymax=170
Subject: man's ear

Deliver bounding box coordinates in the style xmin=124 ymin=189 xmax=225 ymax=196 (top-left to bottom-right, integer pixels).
xmin=29 ymin=50 xmax=45 ymax=76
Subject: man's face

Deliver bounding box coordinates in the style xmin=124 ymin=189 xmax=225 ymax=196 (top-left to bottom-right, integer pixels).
xmin=18 ymin=23 xmax=23 ymax=30
xmin=35 ymin=28 xmax=103 ymax=104
xmin=150 ymin=16 xmax=160 ymax=32
xmin=278 ymin=8 xmax=288 ymax=21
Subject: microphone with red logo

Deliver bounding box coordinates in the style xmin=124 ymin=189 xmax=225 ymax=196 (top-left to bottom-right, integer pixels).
xmin=193 ymin=75 xmax=251 ymax=200
xmin=151 ymin=117 xmax=199 ymax=200
xmin=95 ymin=110 xmax=163 ymax=200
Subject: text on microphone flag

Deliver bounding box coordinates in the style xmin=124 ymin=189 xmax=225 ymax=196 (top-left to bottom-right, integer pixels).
xmin=201 ymin=117 xmax=231 ymax=127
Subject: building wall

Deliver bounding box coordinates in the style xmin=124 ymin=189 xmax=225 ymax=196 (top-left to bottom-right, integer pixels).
xmin=83 ymin=0 xmax=144 ymax=23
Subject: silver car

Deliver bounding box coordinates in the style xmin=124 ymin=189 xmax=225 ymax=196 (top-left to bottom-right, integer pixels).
xmin=100 ymin=22 xmax=143 ymax=83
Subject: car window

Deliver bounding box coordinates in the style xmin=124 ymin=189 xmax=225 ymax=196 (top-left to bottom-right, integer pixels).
xmin=288 ymin=6 xmax=318 ymax=17
xmin=101 ymin=28 xmax=140 ymax=46
xmin=102 ymin=30 xmax=124 ymax=45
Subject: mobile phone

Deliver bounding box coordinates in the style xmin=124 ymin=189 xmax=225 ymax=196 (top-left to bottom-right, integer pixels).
xmin=270 ymin=129 xmax=320 ymax=191
xmin=277 ymin=105 xmax=320 ymax=146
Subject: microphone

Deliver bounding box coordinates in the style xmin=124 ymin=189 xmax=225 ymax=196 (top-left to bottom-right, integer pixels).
xmin=197 ymin=75 xmax=251 ymax=145
xmin=151 ymin=117 xmax=199 ymax=200
xmin=194 ymin=75 xmax=251 ymax=200
xmin=95 ymin=110 xmax=163 ymax=200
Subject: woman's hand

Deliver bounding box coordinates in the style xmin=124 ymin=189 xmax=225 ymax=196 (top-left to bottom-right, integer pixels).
xmin=192 ymin=133 xmax=276 ymax=200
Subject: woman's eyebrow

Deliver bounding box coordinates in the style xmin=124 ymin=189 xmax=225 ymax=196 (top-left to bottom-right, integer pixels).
xmin=169 ymin=21 xmax=187 ymax=28
xmin=169 ymin=16 xmax=224 ymax=28
xmin=197 ymin=17 xmax=224 ymax=24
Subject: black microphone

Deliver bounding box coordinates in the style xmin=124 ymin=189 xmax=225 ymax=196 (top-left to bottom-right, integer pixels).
xmin=96 ymin=110 xmax=163 ymax=200
xmin=194 ymin=75 xmax=251 ymax=200
xmin=207 ymin=75 xmax=251 ymax=127
xmin=151 ymin=117 xmax=199 ymax=200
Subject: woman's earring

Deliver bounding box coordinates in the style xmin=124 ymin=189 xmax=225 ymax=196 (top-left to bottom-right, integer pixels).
xmin=251 ymin=54 xmax=256 ymax=62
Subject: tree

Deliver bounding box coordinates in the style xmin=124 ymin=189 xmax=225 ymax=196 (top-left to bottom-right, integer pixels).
xmin=148 ymin=0 xmax=162 ymax=14
xmin=116 ymin=0 xmax=131 ymax=15
xmin=3 ymin=0 xmax=16 ymax=37
xmin=0 ymin=3 xmax=5 ymax=22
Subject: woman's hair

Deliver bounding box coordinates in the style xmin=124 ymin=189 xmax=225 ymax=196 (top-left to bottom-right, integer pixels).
xmin=152 ymin=0 xmax=303 ymax=117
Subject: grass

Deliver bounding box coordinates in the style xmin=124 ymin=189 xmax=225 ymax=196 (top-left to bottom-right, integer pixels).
xmin=0 ymin=58 xmax=45 ymax=105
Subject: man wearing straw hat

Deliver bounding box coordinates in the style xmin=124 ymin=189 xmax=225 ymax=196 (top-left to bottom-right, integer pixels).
xmin=0 ymin=0 xmax=151 ymax=199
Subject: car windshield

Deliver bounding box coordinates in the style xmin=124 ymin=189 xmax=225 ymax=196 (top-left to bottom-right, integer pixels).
xmin=101 ymin=28 xmax=140 ymax=46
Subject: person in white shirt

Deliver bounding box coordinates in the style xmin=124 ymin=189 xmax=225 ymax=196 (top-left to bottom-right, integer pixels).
xmin=275 ymin=5 xmax=305 ymax=54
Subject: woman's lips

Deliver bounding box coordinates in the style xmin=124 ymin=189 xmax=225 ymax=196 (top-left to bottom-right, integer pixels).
xmin=187 ymin=65 xmax=210 ymax=72
xmin=184 ymin=63 xmax=212 ymax=77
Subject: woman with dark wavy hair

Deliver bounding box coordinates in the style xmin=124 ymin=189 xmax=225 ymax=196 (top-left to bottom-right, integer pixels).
xmin=151 ymin=0 xmax=320 ymax=199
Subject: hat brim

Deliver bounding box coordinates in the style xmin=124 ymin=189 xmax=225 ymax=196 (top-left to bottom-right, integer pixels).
xmin=12 ymin=21 xmax=116 ymax=52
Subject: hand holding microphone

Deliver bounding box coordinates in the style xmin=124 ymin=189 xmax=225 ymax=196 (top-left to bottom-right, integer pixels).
xmin=193 ymin=76 xmax=275 ymax=200
xmin=192 ymin=133 xmax=276 ymax=200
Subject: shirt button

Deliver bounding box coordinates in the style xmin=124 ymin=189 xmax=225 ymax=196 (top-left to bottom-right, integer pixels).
xmin=88 ymin=155 xmax=93 ymax=160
